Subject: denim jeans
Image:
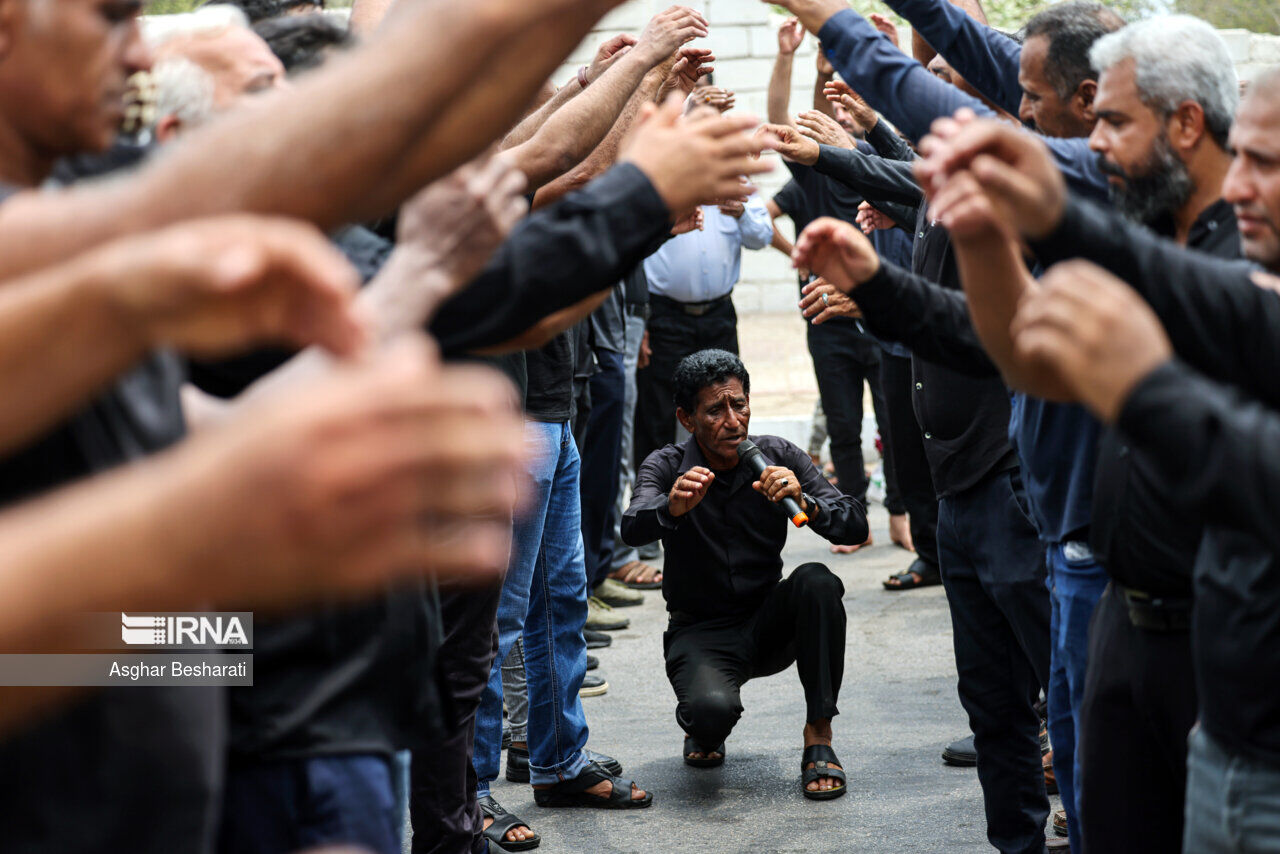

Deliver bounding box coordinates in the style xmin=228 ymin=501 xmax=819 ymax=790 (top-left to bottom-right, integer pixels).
xmin=1185 ymin=726 xmax=1280 ymax=853
xmin=473 ymin=420 xmax=590 ymax=795
xmin=1044 ymin=541 xmax=1109 ymax=854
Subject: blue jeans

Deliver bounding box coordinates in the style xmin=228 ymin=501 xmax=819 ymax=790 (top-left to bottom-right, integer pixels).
xmin=218 ymin=755 xmax=399 ymax=854
xmin=1185 ymin=726 xmax=1280 ymax=852
xmin=1044 ymin=542 xmax=1108 ymax=854
xmin=473 ymin=420 xmax=590 ymax=795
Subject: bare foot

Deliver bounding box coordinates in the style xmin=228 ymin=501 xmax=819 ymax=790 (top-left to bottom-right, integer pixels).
xmin=482 ymin=815 xmax=535 ymax=845
xmin=889 ymin=513 xmax=914 ymax=552
xmin=831 ymin=533 xmax=872 ymax=555
xmin=803 ymin=720 xmax=843 ymax=793
xmin=683 ymin=736 xmax=724 ymax=762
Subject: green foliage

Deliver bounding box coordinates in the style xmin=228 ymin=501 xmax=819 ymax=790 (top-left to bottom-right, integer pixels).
xmin=1176 ymin=0 xmax=1280 ymax=35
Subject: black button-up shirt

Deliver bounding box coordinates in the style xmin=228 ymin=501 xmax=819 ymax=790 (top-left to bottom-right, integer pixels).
xmin=622 ymin=434 xmax=868 ymax=620
xmin=1089 ymin=198 xmax=1240 ymax=597
xmin=1032 ymin=194 xmax=1280 ymax=763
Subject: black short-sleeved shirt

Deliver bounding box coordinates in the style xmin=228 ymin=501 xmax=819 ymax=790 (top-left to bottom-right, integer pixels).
xmin=0 ymin=178 xmax=221 ymax=853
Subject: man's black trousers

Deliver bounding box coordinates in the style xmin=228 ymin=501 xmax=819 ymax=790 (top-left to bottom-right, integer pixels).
xmin=579 ymin=348 xmax=626 ymax=588
xmin=634 ymin=295 xmax=737 ymax=471
xmin=409 ymin=587 xmax=500 ymax=854
xmin=937 ymin=468 xmax=1051 ymax=854
xmin=879 ymin=352 xmax=939 ymax=569
xmin=1077 ymin=583 xmax=1197 ymax=854
xmin=806 ymin=322 xmax=889 ymax=508
xmin=663 ymin=563 xmax=845 ymax=748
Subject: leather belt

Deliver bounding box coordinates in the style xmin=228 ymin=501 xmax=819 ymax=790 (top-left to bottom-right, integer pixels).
xmin=651 ymin=293 xmax=732 ymax=317
xmin=1120 ymin=585 xmax=1191 ymax=633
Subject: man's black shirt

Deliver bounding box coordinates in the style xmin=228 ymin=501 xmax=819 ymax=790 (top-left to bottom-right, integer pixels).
xmin=622 ymin=434 xmax=867 ymax=619
xmin=1089 ymin=199 xmax=1239 ymax=598
xmin=1031 ymin=194 xmax=1280 ymax=762
xmin=854 ymin=209 xmax=1019 ymax=498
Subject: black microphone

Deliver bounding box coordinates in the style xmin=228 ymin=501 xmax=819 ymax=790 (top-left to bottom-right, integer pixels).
xmin=737 ymin=438 xmax=808 ymax=528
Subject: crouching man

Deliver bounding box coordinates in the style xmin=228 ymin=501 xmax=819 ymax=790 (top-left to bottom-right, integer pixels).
xmin=622 ymin=349 xmax=866 ymax=799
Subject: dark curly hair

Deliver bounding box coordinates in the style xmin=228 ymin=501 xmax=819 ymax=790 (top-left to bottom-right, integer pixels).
xmin=672 ymin=349 xmax=750 ymax=414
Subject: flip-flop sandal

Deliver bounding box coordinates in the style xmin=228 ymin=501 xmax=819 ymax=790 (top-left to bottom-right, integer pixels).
xmin=532 ymin=761 xmax=653 ymax=809
xmin=801 ymin=744 xmax=847 ymax=801
xmin=479 ymin=794 xmax=540 ymax=851
xmin=882 ymin=568 xmax=941 ymax=591
xmin=683 ymin=735 xmax=726 ymax=768
xmin=610 ymin=561 xmax=663 ymax=590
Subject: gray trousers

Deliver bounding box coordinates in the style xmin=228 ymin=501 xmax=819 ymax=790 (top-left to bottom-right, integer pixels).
xmin=500 ymin=637 xmax=528 ymax=744
xmin=609 ymin=312 xmax=660 ymax=569
xmin=1184 ymin=725 xmax=1280 ymax=852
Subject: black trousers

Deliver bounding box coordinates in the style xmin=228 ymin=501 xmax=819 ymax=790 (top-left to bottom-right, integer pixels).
xmin=937 ymin=468 xmax=1051 ymax=854
xmin=634 ymin=296 xmax=737 ymax=471
xmin=579 ymin=348 xmax=626 ymax=588
xmin=806 ymin=322 xmax=888 ymax=508
xmin=409 ymin=587 xmax=501 ymax=854
xmin=1077 ymin=583 xmax=1197 ymax=854
xmin=663 ymin=563 xmax=846 ymax=747
xmin=879 ymin=352 xmax=939 ymax=569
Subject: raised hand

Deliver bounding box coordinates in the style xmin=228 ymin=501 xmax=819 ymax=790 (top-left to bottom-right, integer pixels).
xmin=671 ymin=207 xmax=704 ymax=234
xmin=823 ymin=80 xmax=878 ymax=131
xmin=669 ymin=465 xmax=715 ymax=516
xmin=793 ymin=217 xmax=882 ymax=292
xmin=757 ymin=122 xmax=819 ymax=165
xmin=777 ymin=16 xmax=805 ymax=54
xmin=1010 ymin=260 xmax=1173 ymax=422
xmin=620 ymin=97 xmax=775 ymax=214
xmin=635 ymin=5 xmax=710 ymax=66
xmin=396 ymin=150 xmax=528 ymax=280
xmin=795 ymin=109 xmax=852 ymax=149
xmin=688 ymin=85 xmax=735 ymax=113
xmin=868 ymin=13 xmax=901 ymax=49
xmin=855 ymin=201 xmax=896 ymax=234
xmin=815 ymin=46 xmax=834 ymax=75
xmin=764 ymin=0 xmax=849 ymax=34
xmin=665 ymin=46 xmax=716 ymax=98
xmin=586 ymin=33 xmax=639 ymax=83
xmin=181 ymin=335 xmax=528 ymax=604
xmin=99 ymin=215 xmax=364 ymax=359
xmin=915 ymin=111 xmax=1066 ymax=239
xmin=800 ymin=276 xmax=863 ymax=323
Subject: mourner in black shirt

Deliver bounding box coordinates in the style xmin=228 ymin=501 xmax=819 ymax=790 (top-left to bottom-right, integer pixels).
xmin=622 ymin=349 xmax=866 ymax=800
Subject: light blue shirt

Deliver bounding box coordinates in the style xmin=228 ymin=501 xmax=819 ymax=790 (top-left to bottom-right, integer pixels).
xmin=643 ymin=198 xmax=773 ymax=304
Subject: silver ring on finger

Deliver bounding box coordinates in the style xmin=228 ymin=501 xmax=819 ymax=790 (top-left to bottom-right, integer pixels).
xmin=779 ymin=478 xmax=789 ymax=487
xmin=821 ymin=293 xmax=830 ymax=307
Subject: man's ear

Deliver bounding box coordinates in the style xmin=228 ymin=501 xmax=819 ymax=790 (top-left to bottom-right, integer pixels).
xmin=1074 ymin=79 xmax=1097 ymax=123
xmin=1169 ymin=100 xmax=1208 ymax=153
xmin=676 ymin=406 xmax=695 ymax=436
xmin=154 ymin=114 xmax=182 ymax=144
xmin=0 ymin=0 xmax=22 ymax=61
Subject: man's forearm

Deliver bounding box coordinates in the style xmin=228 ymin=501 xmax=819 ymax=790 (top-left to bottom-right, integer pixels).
xmin=0 ymin=0 xmax=609 ymax=279
xmin=0 ymin=258 xmax=148 ymax=454
xmin=502 ymin=79 xmax=582 ymax=150
xmin=953 ymin=232 xmax=1072 ymax=398
xmin=513 ymin=50 xmax=654 ymax=191
xmin=813 ymin=68 xmax=835 ymax=118
xmin=531 ymin=63 xmax=665 ymax=208
xmin=768 ymin=51 xmax=796 ymax=125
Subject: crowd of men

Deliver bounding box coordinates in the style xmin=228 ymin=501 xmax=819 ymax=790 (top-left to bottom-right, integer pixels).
xmin=0 ymin=0 xmax=1277 ymax=850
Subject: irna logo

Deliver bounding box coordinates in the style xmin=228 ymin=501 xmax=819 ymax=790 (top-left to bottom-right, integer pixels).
xmin=120 ymin=613 xmax=250 ymax=647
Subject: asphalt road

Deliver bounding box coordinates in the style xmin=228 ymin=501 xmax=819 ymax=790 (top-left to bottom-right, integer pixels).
xmin=478 ymin=503 xmax=1060 ymax=853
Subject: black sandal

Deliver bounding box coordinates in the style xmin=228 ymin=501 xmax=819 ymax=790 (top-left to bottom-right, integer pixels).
xmin=683 ymin=735 xmax=726 ymax=768
xmin=883 ymin=559 xmax=941 ymax=591
xmin=532 ymin=761 xmax=653 ymax=809
xmin=801 ymin=744 xmax=848 ymax=801
xmin=479 ymin=795 xmax=540 ymax=851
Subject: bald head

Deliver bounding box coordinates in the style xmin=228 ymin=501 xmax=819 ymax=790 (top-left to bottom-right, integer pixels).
xmin=154 ymin=26 xmax=286 ymax=112
xmin=1223 ymin=65 xmax=1280 ymax=270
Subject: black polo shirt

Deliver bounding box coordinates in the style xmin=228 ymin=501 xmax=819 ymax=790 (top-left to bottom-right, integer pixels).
xmin=622 ymin=434 xmax=867 ymax=619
